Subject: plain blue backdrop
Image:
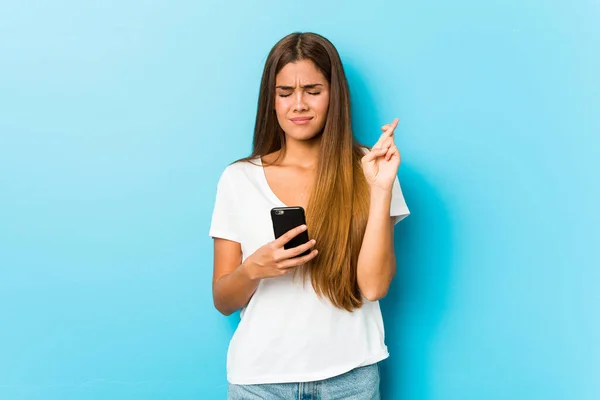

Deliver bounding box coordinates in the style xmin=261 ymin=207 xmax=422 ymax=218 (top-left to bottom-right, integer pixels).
xmin=1 ymin=1 xmax=598 ymax=399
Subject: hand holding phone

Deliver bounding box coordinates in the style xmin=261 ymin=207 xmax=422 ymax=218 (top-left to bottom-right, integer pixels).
xmin=241 ymin=207 xmax=318 ymax=280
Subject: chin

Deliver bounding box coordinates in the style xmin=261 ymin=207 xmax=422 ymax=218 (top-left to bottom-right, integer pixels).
xmin=283 ymin=125 xmax=324 ymax=142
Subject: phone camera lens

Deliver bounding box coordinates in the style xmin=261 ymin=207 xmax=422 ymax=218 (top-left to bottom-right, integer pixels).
xmin=275 ymin=210 xmax=284 ymax=215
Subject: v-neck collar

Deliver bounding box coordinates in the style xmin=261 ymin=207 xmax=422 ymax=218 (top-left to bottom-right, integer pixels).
xmin=256 ymin=156 xmax=287 ymax=207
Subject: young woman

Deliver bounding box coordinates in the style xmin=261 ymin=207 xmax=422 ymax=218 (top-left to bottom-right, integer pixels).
xmin=209 ymin=32 xmax=410 ymax=399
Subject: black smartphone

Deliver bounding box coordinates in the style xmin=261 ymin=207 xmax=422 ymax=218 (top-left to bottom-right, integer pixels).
xmin=270 ymin=206 xmax=310 ymax=257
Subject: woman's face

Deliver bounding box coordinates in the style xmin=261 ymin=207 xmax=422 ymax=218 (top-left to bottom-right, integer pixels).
xmin=274 ymin=60 xmax=330 ymax=141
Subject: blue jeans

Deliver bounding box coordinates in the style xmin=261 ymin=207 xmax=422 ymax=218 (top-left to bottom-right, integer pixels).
xmin=228 ymin=363 xmax=380 ymax=400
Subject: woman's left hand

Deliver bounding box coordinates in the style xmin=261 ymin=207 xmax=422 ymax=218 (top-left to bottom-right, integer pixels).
xmin=361 ymin=118 xmax=402 ymax=191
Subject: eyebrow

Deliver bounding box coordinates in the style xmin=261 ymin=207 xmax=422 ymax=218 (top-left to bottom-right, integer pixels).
xmin=275 ymin=83 xmax=324 ymax=90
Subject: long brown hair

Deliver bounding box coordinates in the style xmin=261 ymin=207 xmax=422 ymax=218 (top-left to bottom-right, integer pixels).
xmin=237 ymin=32 xmax=370 ymax=311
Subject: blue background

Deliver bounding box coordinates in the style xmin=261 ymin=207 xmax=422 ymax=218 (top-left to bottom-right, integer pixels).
xmin=1 ymin=1 xmax=598 ymax=399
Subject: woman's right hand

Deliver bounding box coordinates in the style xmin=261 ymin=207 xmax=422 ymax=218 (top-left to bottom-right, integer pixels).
xmin=242 ymin=225 xmax=318 ymax=280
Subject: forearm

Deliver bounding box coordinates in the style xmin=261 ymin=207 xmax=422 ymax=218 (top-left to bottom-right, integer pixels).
xmin=213 ymin=261 xmax=260 ymax=316
xmin=357 ymin=187 xmax=396 ymax=301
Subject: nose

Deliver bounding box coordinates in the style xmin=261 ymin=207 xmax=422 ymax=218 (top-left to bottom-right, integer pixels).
xmin=293 ymin=91 xmax=308 ymax=112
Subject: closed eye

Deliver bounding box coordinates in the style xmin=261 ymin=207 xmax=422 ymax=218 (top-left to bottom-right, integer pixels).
xmin=278 ymin=92 xmax=320 ymax=97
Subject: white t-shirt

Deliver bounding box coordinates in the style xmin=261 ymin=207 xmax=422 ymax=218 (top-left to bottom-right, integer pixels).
xmin=209 ymin=156 xmax=410 ymax=385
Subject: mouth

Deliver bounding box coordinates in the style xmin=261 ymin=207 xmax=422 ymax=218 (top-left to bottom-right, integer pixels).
xmin=289 ymin=117 xmax=313 ymax=125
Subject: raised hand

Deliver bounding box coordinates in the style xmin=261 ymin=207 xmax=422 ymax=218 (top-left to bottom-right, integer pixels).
xmin=361 ymin=118 xmax=402 ymax=191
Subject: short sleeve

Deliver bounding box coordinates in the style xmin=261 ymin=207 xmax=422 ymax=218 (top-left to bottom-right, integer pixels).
xmin=391 ymin=176 xmax=410 ymax=225
xmin=208 ymin=167 xmax=240 ymax=242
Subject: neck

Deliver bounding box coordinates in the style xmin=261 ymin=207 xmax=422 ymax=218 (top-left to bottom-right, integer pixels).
xmin=280 ymin=135 xmax=321 ymax=169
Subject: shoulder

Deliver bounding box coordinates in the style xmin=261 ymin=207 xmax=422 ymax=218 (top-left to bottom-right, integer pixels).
xmin=218 ymin=157 xmax=259 ymax=183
